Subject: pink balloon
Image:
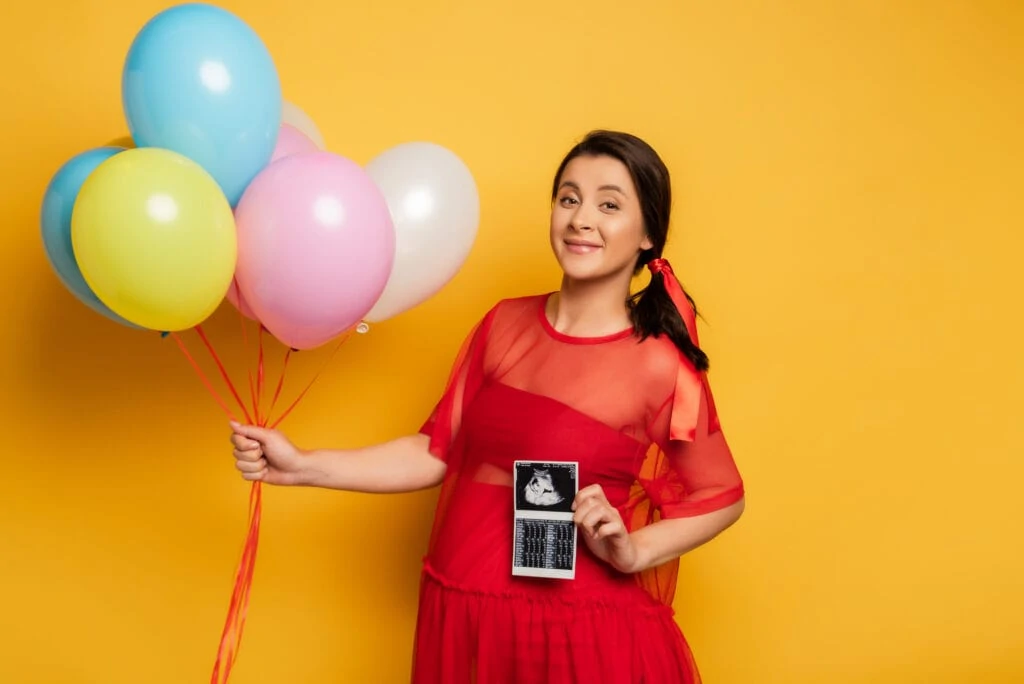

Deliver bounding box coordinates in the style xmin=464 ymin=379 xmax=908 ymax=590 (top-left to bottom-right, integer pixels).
xmin=223 ymin=124 xmax=319 ymax=322
xmin=234 ymin=152 xmax=395 ymax=350
xmin=271 ymin=124 xmax=319 ymax=162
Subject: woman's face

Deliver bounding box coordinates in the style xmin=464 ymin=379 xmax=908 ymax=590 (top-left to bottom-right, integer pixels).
xmin=549 ymin=154 xmax=652 ymax=284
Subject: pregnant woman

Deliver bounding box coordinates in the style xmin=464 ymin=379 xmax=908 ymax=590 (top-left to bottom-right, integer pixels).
xmin=230 ymin=129 xmax=746 ymax=683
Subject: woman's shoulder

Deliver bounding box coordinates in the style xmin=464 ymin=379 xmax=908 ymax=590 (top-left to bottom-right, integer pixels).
xmin=448 ymin=294 xmax=546 ymax=349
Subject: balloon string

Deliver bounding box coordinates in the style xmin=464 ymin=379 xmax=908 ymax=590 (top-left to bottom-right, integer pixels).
xmin=234 ymin=483 xmax=262 ymax=649
xmin=170 ymin=326 xmax=262 ymax=683
xmin=256 ymin=325 xmax=266 ymax=425
xmin=213 ymin=331 xmax=348 ymax=683
xmin=269 ymin=332 xmax=350 ymax=430
xmin=266 ymin=348 xmax=293 ymax=422
xmin=170 ymin=333 xmax=237 ymax=421
xmin=210 ymin=481 xmax=262 ymax=684
xmin=195 ymin=325 xmax=253 ymax=425
xmin=233 ymin=280 xmax=260 ymax=424
xmin=189 ymin=324 xmax=347 ymax=682
xmin=206 ymin=320 xmax=264 ymax=684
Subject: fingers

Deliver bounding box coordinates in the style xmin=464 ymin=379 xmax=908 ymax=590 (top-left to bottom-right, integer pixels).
xmin=573 ymin=495 xmax=625 ymax=540
xmin=229 ymin=421 xmax=268 ymax=481
xmin=573 ymin=484 xmax=614 ymax=537
xmin=233 ymin=446 xmax=263 ymax=463
xmin=572 ymin=484 xmax=610 ymax=511
xmin=240 ymin=468 xmax=266 ymax=482
xmin=577 ymin=504 xmax=612 ymax=538
xmin=234 ymin=455 xmax=266 ymax=473
xmin=234 ymin=452 xmax=267 ymax=481
xmin=230 ymin=432 xmax=261 ymax=450
xmin=229 ymin=421 xmax=270 ymax=443
xmin=229 ymin=420 xmax=275 ymax=452
xmin=234 ymin=445 xmax=265 ymax=472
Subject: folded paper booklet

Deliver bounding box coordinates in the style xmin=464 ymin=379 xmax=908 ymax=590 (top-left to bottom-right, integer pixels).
xmin=512 ymin=460 xmax=579 ymax=580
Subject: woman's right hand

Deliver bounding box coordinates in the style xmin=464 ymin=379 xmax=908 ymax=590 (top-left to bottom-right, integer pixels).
xmin=229 ymin=421 xmax=309 ymax=485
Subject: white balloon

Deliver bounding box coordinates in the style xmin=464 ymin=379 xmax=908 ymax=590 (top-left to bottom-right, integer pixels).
xmin=364 ymin=142 xmax=479 ymax=323
xmin=281 ymin=101 xmax=326 ymax=150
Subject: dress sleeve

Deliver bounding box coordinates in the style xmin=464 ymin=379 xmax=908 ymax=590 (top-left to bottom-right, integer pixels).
xmin=645 ymin=373 xmax=745 ymax=518
xmin=419 ymin=305 xmax=497 ymax=463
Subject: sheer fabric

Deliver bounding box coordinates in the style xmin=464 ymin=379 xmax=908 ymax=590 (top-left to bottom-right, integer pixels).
xmin=414 ymin=294 xmax=744 ymax=683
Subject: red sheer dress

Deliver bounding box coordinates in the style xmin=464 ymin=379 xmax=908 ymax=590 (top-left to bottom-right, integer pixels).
xmin=413 ymin=294 xmax=744 ymax=683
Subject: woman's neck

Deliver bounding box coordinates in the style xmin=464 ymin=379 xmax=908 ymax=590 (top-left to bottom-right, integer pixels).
xmin=547 ymin=275 xmax=633 ymax=337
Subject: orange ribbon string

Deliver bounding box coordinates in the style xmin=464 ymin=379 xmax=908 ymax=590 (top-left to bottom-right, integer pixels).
xmin=170 ymin=333 xmax=238 ymax=422
xmin=169 ymin=327 xmax=261 ymax=684
xmin=267 ymin=348 xmax=293 ymax=421
xmin=269 ymin=332 xmax=350 ymax=430
xmin=210 ymin=480 xmax=262 ymax=684
xmin=232 ymin=280 xmax=260 ymax=424
xmin=256 ymin=325 xmax=266 ymax=426
xmin=184 ymin=328 xmax=262 ymax=684
xmin=195 ymin=325 xmax=254 ymax=425
xmin=170 ymin=323 xmax=349 ymax=684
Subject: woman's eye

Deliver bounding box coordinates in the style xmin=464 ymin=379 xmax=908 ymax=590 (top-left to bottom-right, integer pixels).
xmin=559 ymin=196 xmax=578 ymax=206
xmin=602 ymin=202 xmax=619 ymax=210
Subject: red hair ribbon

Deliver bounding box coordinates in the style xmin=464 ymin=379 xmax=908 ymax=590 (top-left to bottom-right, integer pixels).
xmin=647 ymin=257 xmax=720 ymax=441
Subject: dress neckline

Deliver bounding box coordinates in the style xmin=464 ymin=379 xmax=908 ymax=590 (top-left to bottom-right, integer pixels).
xmin=537 ymin=293 xmax=636 ymax=345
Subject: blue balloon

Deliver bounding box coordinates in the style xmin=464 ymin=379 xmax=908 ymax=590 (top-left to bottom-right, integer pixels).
xmin=40 ymin=147 xmax=138 ymax=327
xmin=122 ymin=3 xmax=282 ymax=206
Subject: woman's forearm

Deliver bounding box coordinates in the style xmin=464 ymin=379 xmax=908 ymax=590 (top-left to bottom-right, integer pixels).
xmin=628 ymin=498 xmax=745 ymax=573
xmin=299 ymin=433 xmax=446 ymax=493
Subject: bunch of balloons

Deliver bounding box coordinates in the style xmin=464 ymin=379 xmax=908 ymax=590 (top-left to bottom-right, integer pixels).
xmin=40 ymin=3 xmax=479 ymax=350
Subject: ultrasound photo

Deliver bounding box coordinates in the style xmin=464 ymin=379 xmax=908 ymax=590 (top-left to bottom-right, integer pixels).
xmin=512 ymin=461 xmax=578 ymax=580
xmin=514 ymin=462 xmax=577 ymax=514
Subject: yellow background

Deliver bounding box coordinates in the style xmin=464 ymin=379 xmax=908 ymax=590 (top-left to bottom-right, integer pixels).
xmin=2 ymin=1 xmax=1021 ymax=682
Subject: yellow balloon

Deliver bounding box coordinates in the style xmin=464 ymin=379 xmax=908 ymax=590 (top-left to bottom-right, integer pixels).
xmin=71 ymin=147 xmax=237 ymax=331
